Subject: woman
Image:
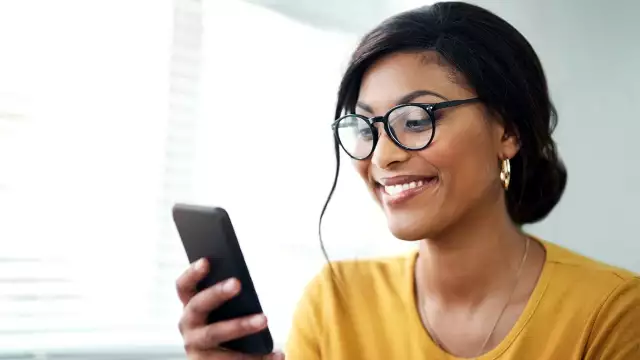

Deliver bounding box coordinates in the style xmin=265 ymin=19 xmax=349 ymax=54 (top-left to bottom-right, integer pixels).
xmin=175 ymin=2 xmax=640 ymax=359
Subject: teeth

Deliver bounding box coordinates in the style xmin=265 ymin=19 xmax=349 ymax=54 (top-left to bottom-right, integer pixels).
xmin=384 ymin=180 xmax=430 ymax=196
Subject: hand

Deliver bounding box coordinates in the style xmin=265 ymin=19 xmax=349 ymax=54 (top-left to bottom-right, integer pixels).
xmin=176 ymin=258 xmax=285 ymax=360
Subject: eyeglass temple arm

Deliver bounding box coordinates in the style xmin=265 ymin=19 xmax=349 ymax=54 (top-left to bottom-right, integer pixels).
xmin=429 ymin=98 xmax=480 ymax=111
xmin=332 ymin=98 xmax=479 ymax=129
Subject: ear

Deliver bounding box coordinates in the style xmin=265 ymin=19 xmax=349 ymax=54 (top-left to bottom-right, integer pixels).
xmin=493 ymin=122 xmax=520 ymax=159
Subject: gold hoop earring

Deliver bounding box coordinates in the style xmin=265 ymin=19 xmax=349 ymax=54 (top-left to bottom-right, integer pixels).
xmin=500 ymin=158 xmax=511 ymax=190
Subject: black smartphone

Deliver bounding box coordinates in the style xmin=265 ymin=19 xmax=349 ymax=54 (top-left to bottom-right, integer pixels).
xmin=172 ymin=203 xmax=274 ymax=355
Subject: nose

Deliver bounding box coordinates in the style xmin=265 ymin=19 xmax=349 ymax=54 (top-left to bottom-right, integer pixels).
xmin=371 ymin=129 xmax=411 ymax=169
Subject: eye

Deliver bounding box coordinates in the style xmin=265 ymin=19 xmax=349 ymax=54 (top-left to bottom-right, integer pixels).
xmin=389 ymin=105 xmax=432 ymax=133
xmin=357 ymin=125 xmax=374 ymax=140
xmin=404 ymin=118 xmax=432 ymax=131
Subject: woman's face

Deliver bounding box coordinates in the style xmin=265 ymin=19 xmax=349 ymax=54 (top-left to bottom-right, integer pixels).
xmin=353 ymin=52 xmax=519 ymax=240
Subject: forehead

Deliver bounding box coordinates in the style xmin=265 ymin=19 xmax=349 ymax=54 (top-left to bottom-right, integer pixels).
xmin=358 ymin=52 xmax=473 ymax=113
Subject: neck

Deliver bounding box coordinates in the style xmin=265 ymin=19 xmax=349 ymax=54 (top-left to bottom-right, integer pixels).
xmin=416 ymin=201 xmax=527 ymax=307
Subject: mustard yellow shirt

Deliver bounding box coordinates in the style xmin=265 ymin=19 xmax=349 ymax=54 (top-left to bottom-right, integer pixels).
xmin=286 ymin=240 xmax=640 ymax=359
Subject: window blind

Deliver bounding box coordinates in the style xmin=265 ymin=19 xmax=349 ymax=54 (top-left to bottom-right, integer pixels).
xmin=0 ymin=1 xmax=413 ymax=358
xmin=0 ymin=0 xmax=186 ymax=356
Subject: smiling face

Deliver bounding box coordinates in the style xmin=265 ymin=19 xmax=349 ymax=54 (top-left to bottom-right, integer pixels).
xmin=353 ymin=52 xmax=519 ymax=240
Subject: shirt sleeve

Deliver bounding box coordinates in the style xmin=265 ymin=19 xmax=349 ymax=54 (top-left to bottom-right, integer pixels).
xmin=584 ymin=277 xmax=640 ymax=360
xmin=284 ymin=266 xmax=329 ymax=360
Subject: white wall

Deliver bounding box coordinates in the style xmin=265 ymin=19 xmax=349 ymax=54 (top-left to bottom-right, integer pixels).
xmin=392 ymin=0 xmax=640 ymax=272
xmin=478 ymin=0 xmax=640 ymax=272
xmin=243 ymin=0 xmax=640 ymax=272
xmin=255 ymin=0 xmax=640 ymax=272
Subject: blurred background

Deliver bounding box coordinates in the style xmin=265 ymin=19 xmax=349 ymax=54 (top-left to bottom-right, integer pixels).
xmin=0 ymin=0 xmax=638 ymax=358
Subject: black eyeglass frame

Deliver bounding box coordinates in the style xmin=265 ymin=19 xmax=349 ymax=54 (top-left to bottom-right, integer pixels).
xmin=331 ymin=98 xmax=480 ymax=160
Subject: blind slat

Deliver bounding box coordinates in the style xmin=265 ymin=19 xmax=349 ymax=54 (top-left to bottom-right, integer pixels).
xmin=0 ymin=0 xmax=199 ymax=354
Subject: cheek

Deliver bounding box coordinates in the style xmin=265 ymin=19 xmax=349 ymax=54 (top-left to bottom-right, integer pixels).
xmin=426 ymin=122 xmax=497 ymax=190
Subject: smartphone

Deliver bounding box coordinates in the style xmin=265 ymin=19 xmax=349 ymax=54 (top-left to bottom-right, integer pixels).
xmin=172 ymin=203 xmax=274 ymax=355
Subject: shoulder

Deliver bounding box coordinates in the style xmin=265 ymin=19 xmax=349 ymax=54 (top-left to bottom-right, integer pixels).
xmin=538 ymin=239 xmax=640 ymax=357
xmin=543 ymin=239 xmax=637 ymax=277
xmin=286 ymin=252 xmax=416 ymax=358
xmin=585 ymin=276 xmax=640 ymax=358
xmin=542 ymin=239 xmax=638 ymax=289
xmin=541 ymin=238 xmax=638 ymax=305
xmin=307 ymin=252 xmax=416 ymax=298
xmin=293 ymin=251 xmax=416 ymax=318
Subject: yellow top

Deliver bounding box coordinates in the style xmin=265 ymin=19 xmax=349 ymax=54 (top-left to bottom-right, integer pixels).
xmin=285 ymin=240 xmax=640 ymax=359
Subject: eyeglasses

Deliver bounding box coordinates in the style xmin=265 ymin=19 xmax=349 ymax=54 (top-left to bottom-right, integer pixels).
xmin=331 ymin=98 xmax=480 ymax=160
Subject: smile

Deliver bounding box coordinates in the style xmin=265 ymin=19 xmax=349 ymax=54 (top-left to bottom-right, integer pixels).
xmin=377 ymin=177 xmax=438 ymax=206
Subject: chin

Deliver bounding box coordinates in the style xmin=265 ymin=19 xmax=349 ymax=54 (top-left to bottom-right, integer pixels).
xmin=386 ymin=213 xmax=443 ymax=241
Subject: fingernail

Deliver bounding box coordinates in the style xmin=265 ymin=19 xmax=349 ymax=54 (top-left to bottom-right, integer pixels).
xmin=194 ymin=258 xmax=205 ymax=271
xmin=222 ymin=278 xmax=237 ymax=293
xmin=248 ymin=314 xmax=266 ymax=328
xmin=271 ymin=352 xmax=285 ymax=360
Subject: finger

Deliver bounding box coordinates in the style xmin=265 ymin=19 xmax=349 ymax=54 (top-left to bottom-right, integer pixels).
xmin=181 ymin=277 xmax=241 ymax=328
xmin=176 ymin=258 xmax=209 ymax=306
xmin=183 ymin=313 xmax=268 ymax=350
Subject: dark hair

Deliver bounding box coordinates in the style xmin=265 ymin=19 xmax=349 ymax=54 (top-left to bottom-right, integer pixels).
xmin=319 ymin=1 xmax=566 ymax=238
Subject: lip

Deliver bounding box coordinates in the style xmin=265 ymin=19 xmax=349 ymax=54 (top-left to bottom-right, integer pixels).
xmin=375 ymin=176 xmax=438 ymax=207
xmin=376 ymin=175 xmax=437 ymax=186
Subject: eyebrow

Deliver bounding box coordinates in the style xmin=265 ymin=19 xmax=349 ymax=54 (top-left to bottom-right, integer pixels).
xmin=356 ymin=89 xmax=449 ymax=113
